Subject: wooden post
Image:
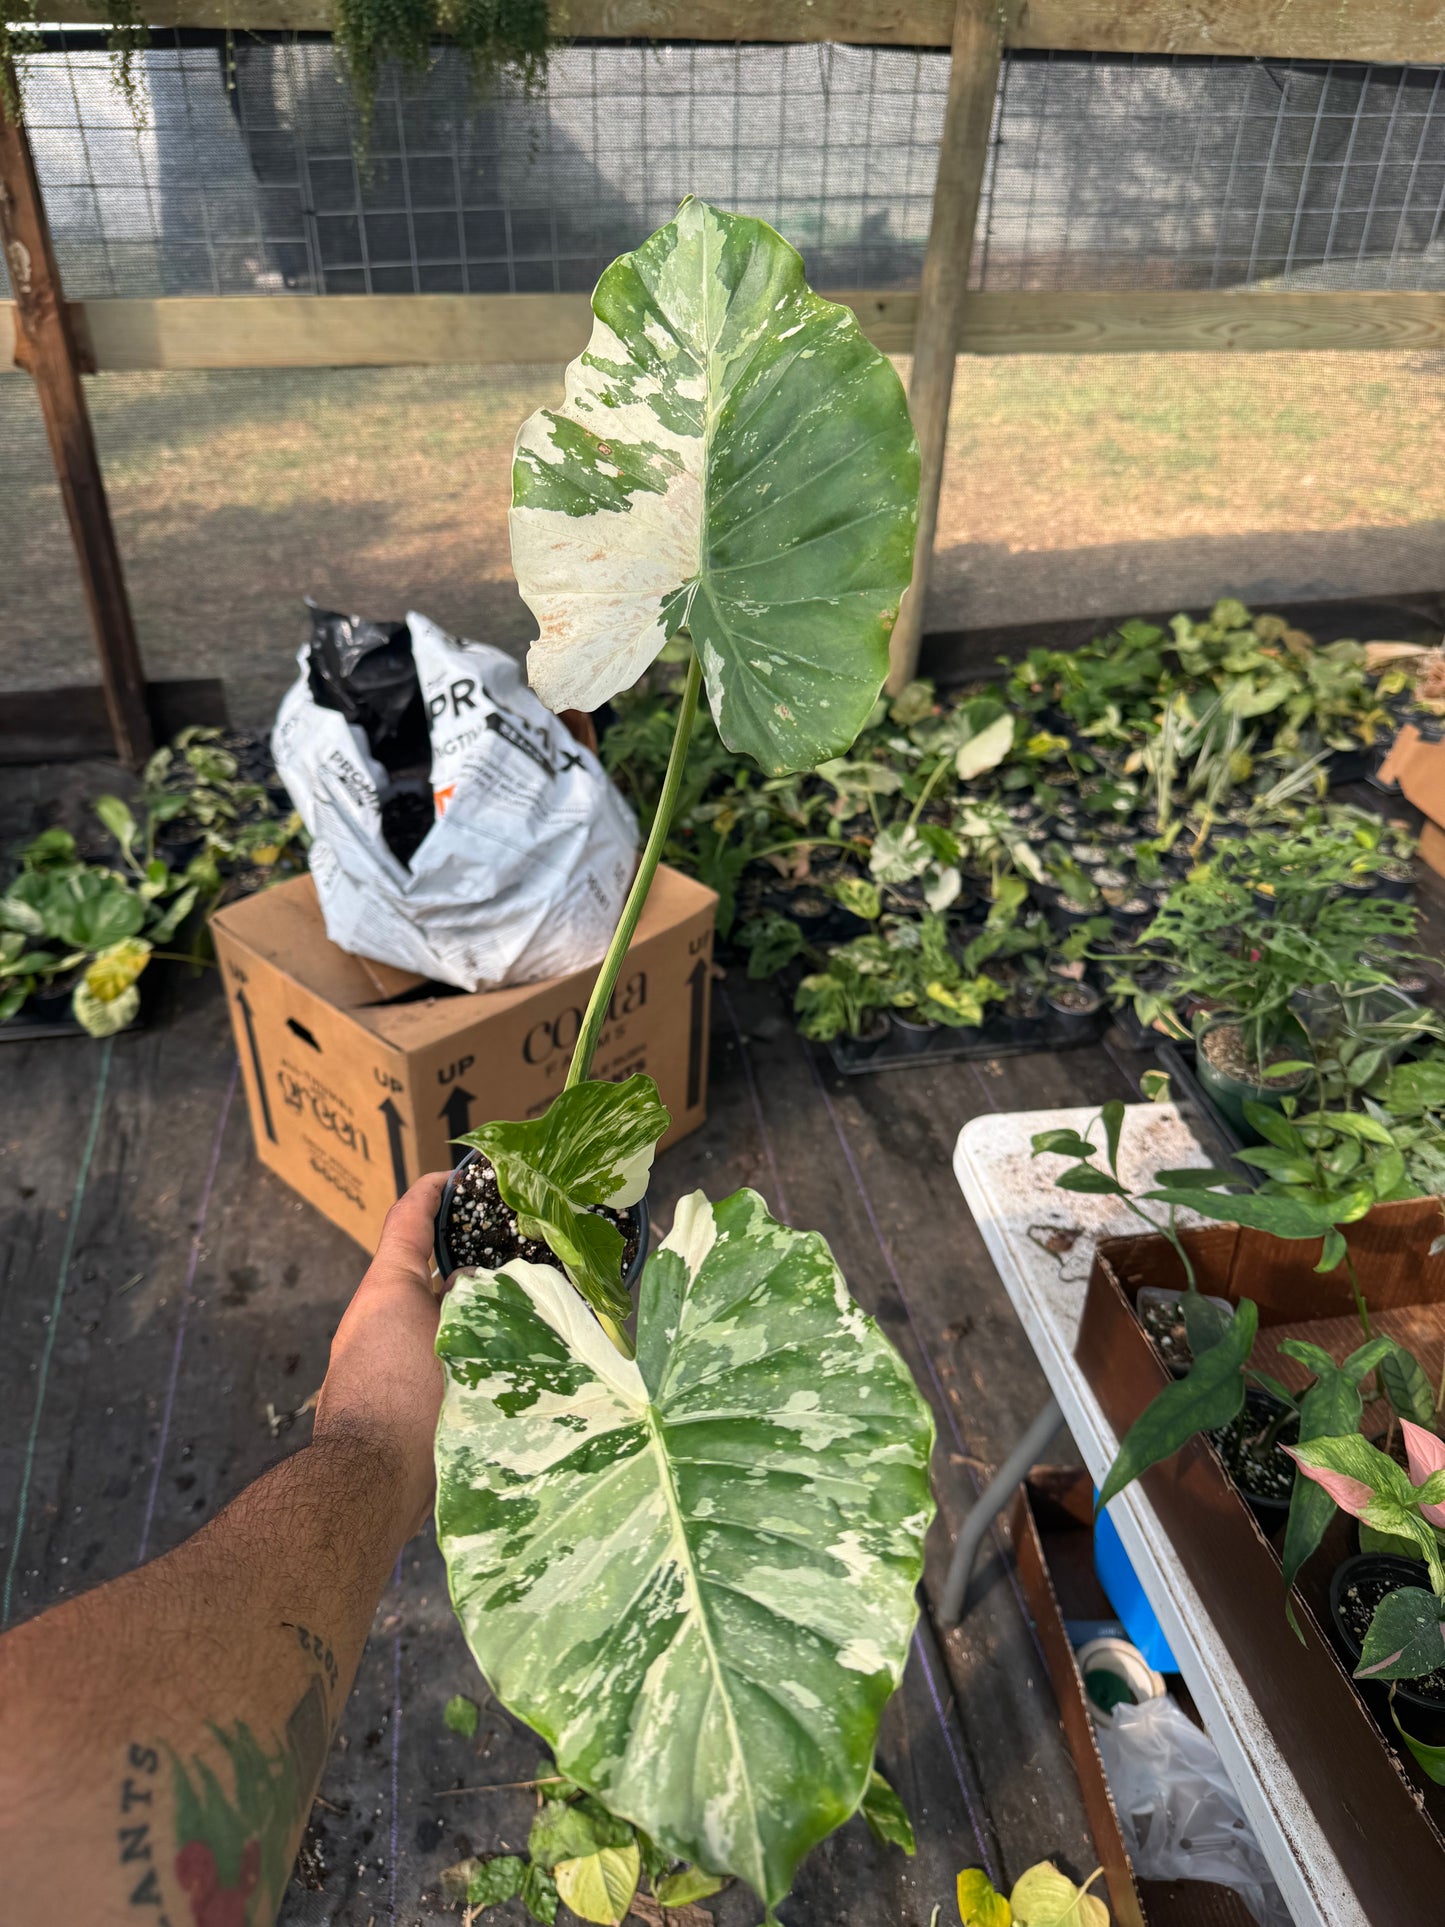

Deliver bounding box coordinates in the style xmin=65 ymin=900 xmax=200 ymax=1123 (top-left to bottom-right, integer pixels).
xmin=888 ymin=0 xmax=1011 ymax=694
xmin=1 ymin=69 xmax=152 ymax=765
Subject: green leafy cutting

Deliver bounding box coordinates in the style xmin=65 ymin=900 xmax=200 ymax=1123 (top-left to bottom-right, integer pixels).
xmin=1098 ymin=1300 xmax=1259 ymax=1512
xmin=456 ymin=1075 xmax=670 ymax=1325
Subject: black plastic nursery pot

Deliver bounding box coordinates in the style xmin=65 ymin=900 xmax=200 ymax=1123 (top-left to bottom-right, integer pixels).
xmin=1044 ymin=980 xmax=1105 ymax=1044
xmin=1330 ymin=1553 xmax=1445 ymax=1749
xmin=1209 ymin=1386 xmax=1298 ymax=1535
xmin=435 ymin=1147 xmax=650 ymax=1287
xmin=824 ymin=989 xmax=1107 ymax=1075
xmin=1134 ymin=1284 xmax=1236 ymax=1378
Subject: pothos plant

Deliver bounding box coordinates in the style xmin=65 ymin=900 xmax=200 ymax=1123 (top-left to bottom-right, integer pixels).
xmin=432 ymin=200 xmax=934 ymax=1925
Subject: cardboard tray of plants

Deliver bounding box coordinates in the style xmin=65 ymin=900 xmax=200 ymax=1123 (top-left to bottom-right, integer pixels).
xmin=1012 ymin=1469 xmax=1257 ymax=1927
xmin=1073 ymin=1203 xmax=1445 ymax=1918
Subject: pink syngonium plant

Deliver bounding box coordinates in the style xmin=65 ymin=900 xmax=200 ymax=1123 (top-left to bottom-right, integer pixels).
xmin=1402 ymin=1418 xmax=1445 ymax=1531
xmin=1286 ymin=1426 xmax=1445 ymax=1598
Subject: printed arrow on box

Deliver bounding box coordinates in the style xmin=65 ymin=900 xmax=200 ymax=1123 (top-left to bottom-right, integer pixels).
xmin=685 ymin=958 xmax=707 ymax=1111
xmin=440 ymin=1086 xmax=475 ymax=1164
xmin=235 ymin=988 xmax=277 ymax=1144
xmin=378 ymin=1096 xmax=408 ymax=1198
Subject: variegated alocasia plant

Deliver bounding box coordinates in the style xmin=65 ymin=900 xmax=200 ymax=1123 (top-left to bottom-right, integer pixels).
xmin=436 ymin=200 xmax=932 ymax=1921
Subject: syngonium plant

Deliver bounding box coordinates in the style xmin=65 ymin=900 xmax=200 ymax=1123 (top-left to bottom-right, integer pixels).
xmin=433 ymin=200 xmax=933 ymax=1924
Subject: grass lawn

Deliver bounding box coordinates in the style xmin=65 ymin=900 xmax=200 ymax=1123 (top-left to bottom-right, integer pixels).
xmin=3 ymin=347 xmax=1442 ymax=717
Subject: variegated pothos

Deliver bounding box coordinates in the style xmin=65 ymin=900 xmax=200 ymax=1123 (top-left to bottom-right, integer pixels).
xmin=434 ymin=1188 xmax=935 ymax=1908
xmin=510 ymin=198 xmax=919 ymax=775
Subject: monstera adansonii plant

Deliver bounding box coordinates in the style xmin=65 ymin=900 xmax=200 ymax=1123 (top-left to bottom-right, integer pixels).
xmin=434 ymin=199 xmax=931 ymax=1922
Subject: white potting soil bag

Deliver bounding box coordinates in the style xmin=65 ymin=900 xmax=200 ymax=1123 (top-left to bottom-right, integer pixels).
xmin=272 ymin=611 xmax=637 ymax=990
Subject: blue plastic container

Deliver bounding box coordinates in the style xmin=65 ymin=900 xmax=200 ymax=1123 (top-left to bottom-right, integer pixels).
xmin=1093 ymin=1501 xmax=1179 ymax=1672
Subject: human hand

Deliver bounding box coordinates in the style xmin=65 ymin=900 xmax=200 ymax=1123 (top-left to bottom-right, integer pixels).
xmin=314 ymin=1170 xmax=451 ymax=1538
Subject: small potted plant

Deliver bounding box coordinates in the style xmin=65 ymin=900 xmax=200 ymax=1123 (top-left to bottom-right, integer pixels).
xmin=1293 ymin=1424 xmax=1445 ymax=1765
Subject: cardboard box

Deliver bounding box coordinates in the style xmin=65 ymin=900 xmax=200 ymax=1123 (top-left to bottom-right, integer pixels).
xmin=1378 ymin=723 xmax=1445 ymax=876
xmin=1073 ymin=1212 xmax=1445 ymax=1919
xmin=212 ymin=867 xmax=716 ymax=1249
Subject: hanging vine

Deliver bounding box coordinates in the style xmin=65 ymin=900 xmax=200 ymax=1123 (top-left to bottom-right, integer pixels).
xmin=1 ymin=0 xmax=149 ymax=126
xmin=331 ymin=0 xmax=549 ymax=156
xmin=2 ymin=0 xmax=543 ymax=146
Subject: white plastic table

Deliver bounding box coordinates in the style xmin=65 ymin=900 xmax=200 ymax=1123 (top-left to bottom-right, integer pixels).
xmin=952 ymin=1101 xmax=1363 ymax=1927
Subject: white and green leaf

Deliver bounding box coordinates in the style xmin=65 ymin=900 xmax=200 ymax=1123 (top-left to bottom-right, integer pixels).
xmin=458 ymin=1075 xmax=669 ymax=1320
xmin=434 ymin=1187 xmax=935 ymax=1911
xmin=510 ymin=199 xmax=919 ymax=775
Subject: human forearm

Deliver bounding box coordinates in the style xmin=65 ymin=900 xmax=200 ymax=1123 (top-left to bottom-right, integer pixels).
xmin=0 ymin=1430 xmax=414 ymax=1926
xmin=0 ymin=1171 xmax=449 ymax=1927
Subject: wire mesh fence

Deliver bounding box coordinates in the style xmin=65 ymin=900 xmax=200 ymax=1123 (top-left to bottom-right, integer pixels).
xmin=4 ymin=35 xmax=1445 ymax=718
xmin=5 ymin=36 xmax=1445 ymax=302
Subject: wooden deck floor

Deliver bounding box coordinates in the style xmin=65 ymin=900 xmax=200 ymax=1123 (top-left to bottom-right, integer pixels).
xmin=1 ymin=761 xmax=1166 ymax=1925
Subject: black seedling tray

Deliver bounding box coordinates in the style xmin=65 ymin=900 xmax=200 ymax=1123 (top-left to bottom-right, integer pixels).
xmin=827 ymin=998 xmax=1107 ymax=1075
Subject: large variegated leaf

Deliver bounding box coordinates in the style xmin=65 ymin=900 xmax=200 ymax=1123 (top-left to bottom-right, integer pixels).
xmin=510 ymin=199 xmax=919 ymax=776
xmin=434 ymin=1188 xmax=934 ymax=1909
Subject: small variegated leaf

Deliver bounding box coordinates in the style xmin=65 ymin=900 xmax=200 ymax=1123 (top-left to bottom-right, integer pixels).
xmin=1010 ymin=1862 xmax=1108 ymax=1927
xmin=652 ymin=1864 xmax=726 ymax=1905
xmin=435 ymin=1188 xmax=935 ymax=1911
xmin=510 ymin=199 xmax=918 ymax=775
xmin=957 ymin=1868 xmax=1012 ymax=1927
xmin=83 ymin=936 xmax=152 ymax=1004
xmin=859 ymin=1769 xmax=915 ymax=1856
xmin=72 ymin=979 xmax=141 ymax=1037
xmin=954 ymin=708 xmax=1015 ymax=782
xmin=1356 ymin=1587 xmax=1445 ymax=1683
xmin=458 ymin=1076 xmax=669 ymax=1320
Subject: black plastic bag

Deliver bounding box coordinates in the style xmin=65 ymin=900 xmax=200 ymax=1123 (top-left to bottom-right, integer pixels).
xmin=303 ymin=601 xmax=436 ymax=863
xmin=305 ymin=601 xmax=431 ymax=777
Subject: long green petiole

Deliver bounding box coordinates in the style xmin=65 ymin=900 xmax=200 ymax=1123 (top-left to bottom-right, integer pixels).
xmin=566 ymin=646 xmax=703 ymax=1091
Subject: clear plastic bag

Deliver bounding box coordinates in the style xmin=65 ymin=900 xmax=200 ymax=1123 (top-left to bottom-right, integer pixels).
xmin=1092 ymin=1695 xmax=1294 ymax=1927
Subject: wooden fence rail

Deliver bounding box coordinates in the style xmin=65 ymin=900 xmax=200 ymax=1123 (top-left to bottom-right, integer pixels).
xmin=38 ymin=0 xmax=1445 ymax=63
xmin=6 ymin=290 xmax=1444 ymax=373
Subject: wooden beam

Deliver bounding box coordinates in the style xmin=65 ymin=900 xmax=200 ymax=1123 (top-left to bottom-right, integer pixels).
xmin=7 ymin=289 xmax=1443 ymax=372
xmin=39 ymin=288 xmax=917 ymax=367
xmin=0 ymin=678 xmax=229 ymax=765
xmin=1012 ymin=0 xmax=1445 ymax=61
xmin=888 ymin=0 xmax=1009 ymax=695
xmin=36 ymin=0 xmax=1445 ymax=61
xmin=958 ymin=288 xmax=1445 ymax=354
xmin=0 ymin=79 xmax=152 ymax=765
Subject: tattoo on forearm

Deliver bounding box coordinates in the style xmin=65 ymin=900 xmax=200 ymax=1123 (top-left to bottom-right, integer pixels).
xmin=281 ymin=1621 xmax=339 ymax=1694
xmin=116 ymin=1743 xmax=174 ymax=1922
xmin=122 ymin=1657 xmax=335 ymax=1927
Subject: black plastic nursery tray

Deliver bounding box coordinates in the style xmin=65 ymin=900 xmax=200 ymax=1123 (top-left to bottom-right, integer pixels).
xmin=827 ymin=999 xmax=1108 ymax=1074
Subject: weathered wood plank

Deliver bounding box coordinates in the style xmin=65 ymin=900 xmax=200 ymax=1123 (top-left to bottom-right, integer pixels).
xmin=10 ymin=289 xmax=1438 ymax=376
xmin=960 ymin=289 xmax=1445 ymax=355
xmin=33 ymin=0 xmax=1445 ymax=61
xmin=0 ymin=75 xmax=151 ymax=766
xmin=889 ymin=0 xmax=1012 ymax=692
xmin=52 ymin=289 xmax=917 ymax=369
xmin=0 ymin=680 xmax=229 ymax=767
